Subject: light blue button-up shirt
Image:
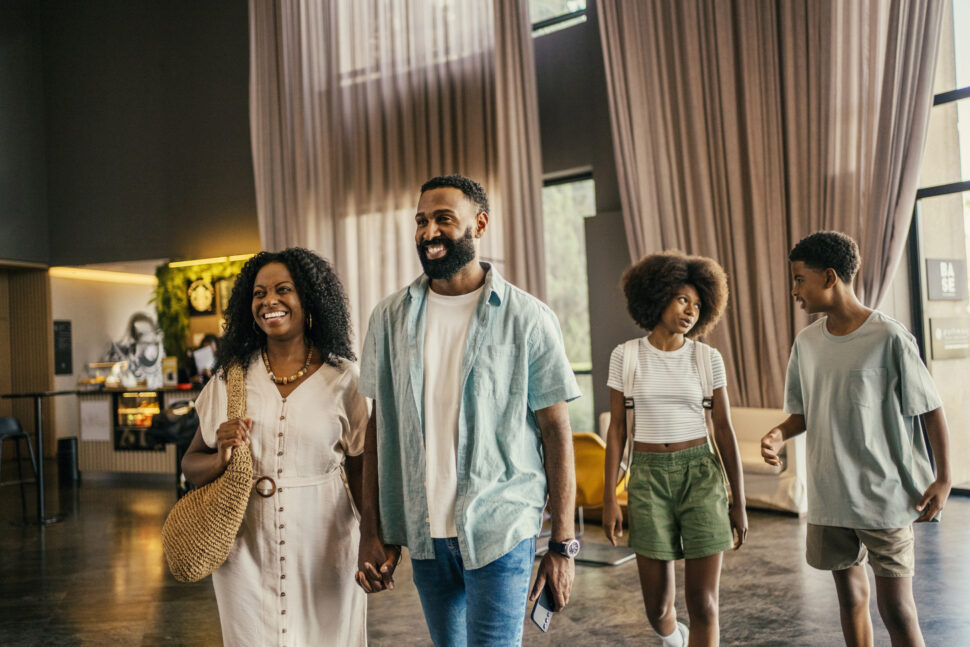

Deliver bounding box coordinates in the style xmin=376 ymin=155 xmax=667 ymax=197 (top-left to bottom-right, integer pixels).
xmin=359 ymin=264 xmax=581 ymax=569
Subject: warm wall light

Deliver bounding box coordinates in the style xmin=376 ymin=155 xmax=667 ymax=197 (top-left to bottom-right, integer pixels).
xmin=168 ymin=254 xmax=255 ymax=268
xmin=49 ymin=267 xmax=158 ymax=286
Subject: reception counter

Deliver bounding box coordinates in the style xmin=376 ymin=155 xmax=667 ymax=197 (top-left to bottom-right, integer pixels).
xmin=78 ymin=387 xmax=201 ymax=474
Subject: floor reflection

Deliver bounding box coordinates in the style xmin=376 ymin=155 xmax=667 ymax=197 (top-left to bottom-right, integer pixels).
xmin=1 ymin=467 xmax=968 ymax=646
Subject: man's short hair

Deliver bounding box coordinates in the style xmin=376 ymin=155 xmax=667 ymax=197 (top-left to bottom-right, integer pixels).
xmin=421 ymin=174 xmax=490 ymax=214
xmin=789 ymin=231 xmax=861 ymax=283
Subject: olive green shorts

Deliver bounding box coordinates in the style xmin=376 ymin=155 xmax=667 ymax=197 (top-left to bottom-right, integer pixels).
xmin=627 ymin=445 xmax=733 ymax=561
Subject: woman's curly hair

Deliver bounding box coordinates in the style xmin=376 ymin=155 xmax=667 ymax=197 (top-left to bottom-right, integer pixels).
xmin=621 ymin=250 xmax=729 ymax=339
xmin=216 ymin=248 xmax=355 ymax=373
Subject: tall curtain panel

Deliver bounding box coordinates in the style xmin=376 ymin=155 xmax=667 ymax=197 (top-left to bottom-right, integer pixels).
xmin=250 ymin=0 xmax=546 ymax=346
xmin=599 ymin=0 xmax=943 ymax=407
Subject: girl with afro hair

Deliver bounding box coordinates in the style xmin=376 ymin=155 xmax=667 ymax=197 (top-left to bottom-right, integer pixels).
xmin=602 ymin=250 xmax=747 ymax=647
xmin=182 ymin=248 xmax=369 ymax=645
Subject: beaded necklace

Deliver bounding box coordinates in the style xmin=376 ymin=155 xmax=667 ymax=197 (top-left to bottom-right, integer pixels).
xmin=261 ymin=346 xmax=313 ymax=385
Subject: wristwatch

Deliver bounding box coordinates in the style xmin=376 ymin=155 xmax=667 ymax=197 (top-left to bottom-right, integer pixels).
xmin=548 ymin=538 xmax=581 ymax=558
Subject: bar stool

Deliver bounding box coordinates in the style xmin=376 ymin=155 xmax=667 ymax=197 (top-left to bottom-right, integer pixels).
xmin=0 ymin=417 xmax=39 ymax=521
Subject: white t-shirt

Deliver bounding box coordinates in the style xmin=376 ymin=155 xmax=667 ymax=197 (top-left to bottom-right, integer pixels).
xmin=423 ymin=285 xmax=483 ymax=538
xmin=607 ymin=337 xmax=726 ymax=444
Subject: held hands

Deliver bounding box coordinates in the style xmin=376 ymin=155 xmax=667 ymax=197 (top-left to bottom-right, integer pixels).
xmin=915 ymin=478 xmax=951 ymax=522
xmin=529 ymin=552 xmax=574 ymax=612
xmin=602 ymin=500 xmax=624 ymax=547
xmin=215 ymin=418 xmax=252 ymax=467
xmin=730 ymin=503 xmax=748 ymax=550
xmin=760 ymin=427 xmax=784 ymax=468
xmin=356 ymin=532 xmax=401 ymax=593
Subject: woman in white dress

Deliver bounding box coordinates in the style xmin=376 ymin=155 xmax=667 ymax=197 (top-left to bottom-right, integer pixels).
xmin=182 ymin=248 xmax=368 ymax=646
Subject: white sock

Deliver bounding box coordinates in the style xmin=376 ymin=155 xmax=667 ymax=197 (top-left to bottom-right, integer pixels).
xmin=659 ymin=621 xmax=686 ymax=647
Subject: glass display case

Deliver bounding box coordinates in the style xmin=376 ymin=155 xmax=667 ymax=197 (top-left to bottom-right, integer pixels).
xmin=113 ymin=391 xmax=162 ymax=451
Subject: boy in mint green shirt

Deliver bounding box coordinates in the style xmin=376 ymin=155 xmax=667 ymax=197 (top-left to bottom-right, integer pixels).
xmin=761 ymin=231 xmax=951 ymax=647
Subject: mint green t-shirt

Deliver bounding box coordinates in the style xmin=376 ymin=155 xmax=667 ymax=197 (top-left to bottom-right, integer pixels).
xmin=784 ymin=310 xmax=942 ymax=528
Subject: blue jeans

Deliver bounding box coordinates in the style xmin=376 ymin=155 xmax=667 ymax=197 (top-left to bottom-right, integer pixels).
xmin=410 ymin=536 xmax=536 ymax=647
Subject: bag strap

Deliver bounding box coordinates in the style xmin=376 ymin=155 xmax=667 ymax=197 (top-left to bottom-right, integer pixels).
xmin=695 ymin=341 xmax=731 ymax=500
xmin=618 ymin=338 xmax=641 ymax=484
xmin=223 ymin=363 xmax=252 ymax=475
xmin=226 ymin=363 xmax=247 ymax=420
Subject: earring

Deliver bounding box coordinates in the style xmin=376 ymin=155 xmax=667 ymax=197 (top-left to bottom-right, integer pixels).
xmin=306 ymin=313 xmax=313 ymax=331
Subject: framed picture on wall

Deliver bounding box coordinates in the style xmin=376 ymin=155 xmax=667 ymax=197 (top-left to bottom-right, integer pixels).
xmin=186 ymin=278 xmax=216 ymax=316
xmin=216 ymin=277 xmax=236 ymax=315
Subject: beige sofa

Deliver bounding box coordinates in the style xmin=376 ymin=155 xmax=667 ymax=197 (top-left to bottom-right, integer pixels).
xmin=597 ymin=407 xmax=807 ymax=515
xmin=731 ymin=406 xmax=806 ymax=515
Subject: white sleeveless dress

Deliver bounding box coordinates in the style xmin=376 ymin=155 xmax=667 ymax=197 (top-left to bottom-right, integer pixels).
xmin=197 ymin=355 xmax=368 ymax=646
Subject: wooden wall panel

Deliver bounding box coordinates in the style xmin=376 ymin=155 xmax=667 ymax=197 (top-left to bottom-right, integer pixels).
xmin=79 ymin=441 xmax=174 ymax=474
xmin=0 ymin=273 xmax=11 ymax=420
xmin=6 ymin=270 xmax=55 ymax=457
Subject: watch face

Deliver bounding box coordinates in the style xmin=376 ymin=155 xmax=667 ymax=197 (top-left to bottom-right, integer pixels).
xmin=553 ymin=539 xmax=581 ymax=558
xmin=565 ymin=539 xmax=581 ymax=558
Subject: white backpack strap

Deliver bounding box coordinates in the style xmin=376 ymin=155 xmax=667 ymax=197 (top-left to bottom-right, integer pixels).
xmin=695 ymin=340 xmax=714 ymax=410
xmin=695 ymin=340 xmax=731 ymax=500
xmin=618 ymin=338 xmax=641 ymax=482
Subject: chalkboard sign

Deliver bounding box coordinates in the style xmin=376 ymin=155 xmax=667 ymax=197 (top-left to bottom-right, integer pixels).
xmin=54 ymin=320 xmax=73 ymax=375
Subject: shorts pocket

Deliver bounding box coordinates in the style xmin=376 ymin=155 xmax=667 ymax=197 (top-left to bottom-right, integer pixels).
xmin=847 ymin=368 xmax=887 ymax=407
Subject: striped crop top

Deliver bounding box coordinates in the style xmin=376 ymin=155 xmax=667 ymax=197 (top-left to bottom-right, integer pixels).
xmin=607 ymin=338 xmax=726 ymax=444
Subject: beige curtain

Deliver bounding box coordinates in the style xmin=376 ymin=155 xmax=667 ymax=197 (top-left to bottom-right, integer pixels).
xmin=250 ymin=0 xmax=545 ymax=345
xmin=494 ymin=0 xmax=546 ymax=300
xmin=599 ymin=0 xmax=943 ymax=407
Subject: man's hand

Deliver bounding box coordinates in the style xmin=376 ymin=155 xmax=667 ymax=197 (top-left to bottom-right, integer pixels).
xmin=529 ymin=552 xmax=574 ymax=612
xmin=602 ymin=500 xmax=624 ymax=547
xmin=356 ymin=532 xmax=400 ymax=593
xmin=760 ymin=428 xmax=784 ymax=467
xmin=915 ymin=478 xmax=951 ymax=522
xmin=730 ymin=503 xmax=748 ymax=549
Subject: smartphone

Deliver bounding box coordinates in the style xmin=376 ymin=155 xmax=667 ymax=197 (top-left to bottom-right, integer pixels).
xmin=530 ymin=584 xmax=554 ymax=632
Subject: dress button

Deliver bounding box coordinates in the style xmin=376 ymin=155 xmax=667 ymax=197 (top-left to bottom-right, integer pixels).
xmin=280 ymin=540 xmax=286 ymax=545
xmin=281 ymin=592 xmax=286 ymax=597
xmin=278 ymin=488 xmax=284 ymax=493
xmin=280 ymin=556 xmax=285 ymax=561
xmin=280 ymin=415 xmax=285 ymax=420
xmin=282 ymin=628 xmax=287 ymax=633
xmin=281 ymin=574 xmax=286 ymax=579
xmin=281 ymin=609 xmax=286 ymax=615
xmin=277 ymin=451 xmax=283 ymax=456
xmin=279 ymin=524 xmax=285 ymax=529
xmin=278 ymin=432 xmax=283 ymax=437
xmin=279 ymin=507 xmax=284 ymax=512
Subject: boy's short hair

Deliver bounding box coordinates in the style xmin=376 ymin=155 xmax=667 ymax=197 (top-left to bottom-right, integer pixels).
xmin=789 ymin=231 xmax=861 ymax=283
xmin=420 ymin=174 xmax=490 ymax=214
xmin=621 ymin=250 xmax=728 ymax=339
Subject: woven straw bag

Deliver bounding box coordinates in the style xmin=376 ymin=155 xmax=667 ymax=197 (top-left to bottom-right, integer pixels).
xmin=161 ymin=363 xmax=254 ymax=582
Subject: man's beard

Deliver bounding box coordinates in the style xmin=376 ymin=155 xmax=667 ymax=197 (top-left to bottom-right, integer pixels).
xmin=417 ymin=227 xmax=477 ymax=280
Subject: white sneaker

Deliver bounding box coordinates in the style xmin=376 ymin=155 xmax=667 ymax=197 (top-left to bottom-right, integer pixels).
xmin=660 ymin=621 xmax=689 ymax=647
xmin=677 ymin=621 xmax=689 ymax=643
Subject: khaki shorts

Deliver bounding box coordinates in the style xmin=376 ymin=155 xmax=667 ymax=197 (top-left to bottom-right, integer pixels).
xmin=627 ymin=445 xmax=733 ymax=561
xmin=806 ymin=524 xmax=914 ymax=578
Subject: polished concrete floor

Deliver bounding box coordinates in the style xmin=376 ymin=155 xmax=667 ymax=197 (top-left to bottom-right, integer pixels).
xmin=1 ymin=465 xmax=969 ymax=646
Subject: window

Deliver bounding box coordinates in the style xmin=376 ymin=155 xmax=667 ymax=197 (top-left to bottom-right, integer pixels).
xmin=530 ymin=0 xmax=587 ymax=37
xmin=910 ymin=0 xmax=970 ymax=491
xmin=542 ymin=174 xmax=595 ymax=433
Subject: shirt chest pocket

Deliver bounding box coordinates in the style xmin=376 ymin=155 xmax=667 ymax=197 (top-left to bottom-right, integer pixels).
xmin=847 ymin=368 xmax=887 ymax=407
xmin=473 ymin=344 xmax=527 ymax=396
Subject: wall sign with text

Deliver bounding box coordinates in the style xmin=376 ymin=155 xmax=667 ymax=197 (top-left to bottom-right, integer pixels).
xmin=930 ymin=317 xmax=970 ymax=360
xmin=925 ymin=258 xmax=967 ymax=301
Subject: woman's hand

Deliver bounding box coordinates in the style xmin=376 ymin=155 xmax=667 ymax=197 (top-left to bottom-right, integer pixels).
xmin=356 ymin=531 xmax=400 ymax=593
xmin=215 ymin=418 xmax=252 ymax=467
xmin=730 ymin=502 xmax=748 ymax=549
xmin=602 ymin=499 xmax=624 ymax=546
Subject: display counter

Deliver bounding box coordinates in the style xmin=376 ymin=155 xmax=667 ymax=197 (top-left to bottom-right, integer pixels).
xmin=78 ymin=387 xmax=202 ymax=474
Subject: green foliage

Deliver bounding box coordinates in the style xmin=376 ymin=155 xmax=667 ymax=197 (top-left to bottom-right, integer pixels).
xmin=151 ymin=260 xmax=248 ymax=370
